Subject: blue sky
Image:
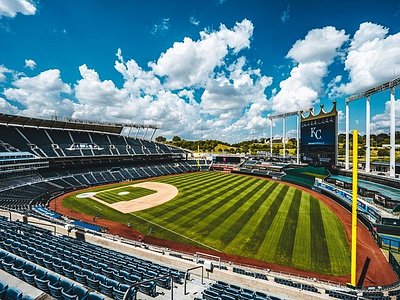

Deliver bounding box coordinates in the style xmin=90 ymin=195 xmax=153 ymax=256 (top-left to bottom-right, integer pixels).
xmin=0 ymin=0 xmax=399 ymax=142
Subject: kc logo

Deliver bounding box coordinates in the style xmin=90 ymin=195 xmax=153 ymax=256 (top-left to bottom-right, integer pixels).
xmin=310 ymin=127 xmax=322 ymax=139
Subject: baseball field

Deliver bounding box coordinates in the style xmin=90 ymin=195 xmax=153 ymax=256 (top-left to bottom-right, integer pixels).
xmin=63 ymin=171 xmax=351 ymax=276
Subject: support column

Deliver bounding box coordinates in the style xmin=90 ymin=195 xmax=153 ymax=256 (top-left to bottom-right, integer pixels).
xmin=365 ymin=97 xmax=371 ymax=173
xmin=390 ymin=88 xmax=396 ymax=178
xmin=345 ymin=102 xmax=350 ymax=170
xmin=270 ymin=119 xmax=273 ymax=159
xmin=282 ymin=117 xmax=286 ymax=159
xmin=296 ymin=114 xmax=300 ymax=164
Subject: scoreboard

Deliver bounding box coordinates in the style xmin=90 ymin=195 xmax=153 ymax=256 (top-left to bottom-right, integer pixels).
xmin=300 ymin=104 xmax=338 ymax=167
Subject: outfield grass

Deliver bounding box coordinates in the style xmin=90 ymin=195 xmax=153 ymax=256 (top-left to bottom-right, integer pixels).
xmin=94 ymin=186 xmax=156 ymax=204
xmin=63 ymin=171 xmax=351 ymax=276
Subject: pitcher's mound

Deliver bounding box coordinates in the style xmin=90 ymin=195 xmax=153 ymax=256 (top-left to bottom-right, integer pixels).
xmin=117 ymin=191 xmax=129 ymax=196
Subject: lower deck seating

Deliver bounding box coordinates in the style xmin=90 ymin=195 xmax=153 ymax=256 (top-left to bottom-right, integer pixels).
xmin=0 ymin=279 xmax=34 ymax=300
xmin=0 ymin=217 xmax=186 ymax=299
xmin=202 ymin=281 xmax=281 ymax=300
xmin=0 ymin=162 xmax=197 ymax=212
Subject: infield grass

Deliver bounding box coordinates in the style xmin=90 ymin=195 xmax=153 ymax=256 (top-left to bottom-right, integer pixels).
xmin=94 ymin=186 xmax=156 ymax=203
xmin=63 ymin=171 xmax=351 ymax=276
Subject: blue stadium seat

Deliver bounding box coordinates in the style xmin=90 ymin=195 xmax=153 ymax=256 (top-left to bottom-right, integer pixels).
xmin=34 ymin=269 xmax=50 ymax=292
xmin=87 ymin=292 xmax=105 ymax=300
xmin=138 ymin=282 xmax=157 ymax=297
xmin=62 ymin=284 xmax=89 ymax=300
xmin=0 ymin=281 xmax=8 ymax=299
xmin=5 ymin=287 xmax=23 ymax=300
xmin=99 ymin=278 xmax=119 ymax=297
xmin=2 ymin=254 xmax=16 ymax=272
xmin=21 ymin=264 xmax=37 ymax=286
xmin=11 ymin=259 xmax=26 ymax=280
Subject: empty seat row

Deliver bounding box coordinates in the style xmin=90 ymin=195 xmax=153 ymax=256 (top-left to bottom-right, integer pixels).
xmin=0 ymin=249 xmax=106 ymax=300
xmin=203 ymin=281 xmax=281 ymax=300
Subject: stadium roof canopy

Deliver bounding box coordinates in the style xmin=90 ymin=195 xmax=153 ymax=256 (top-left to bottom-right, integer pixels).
xmin=0 ymin=113 xmax=159 ymax=135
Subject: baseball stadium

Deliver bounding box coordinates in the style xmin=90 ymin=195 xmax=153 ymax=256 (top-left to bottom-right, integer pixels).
xmin=0 ymin=78 xmax=399 ymax=300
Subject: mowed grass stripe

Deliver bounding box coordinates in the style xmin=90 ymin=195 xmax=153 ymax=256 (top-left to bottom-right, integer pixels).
xmin=182 ymin=178 xmax=262 ymax=230
xmin=196 ymin=179 xmax=269 ymax=237
xmin=291 ymin=194 xmax=312 ymax=270
xmin=160 ymin=175 xmax=251 ymax=224
xmin=320 ymin=203 xmax=351 ymax=275
xmin=154 ymin=171 xmax=216 ymax=186
xmin=178 ymin=179 xmax=257 ymax=232
xmin=242 ymin=185 xmax=290 ymax=254
xmin=218 ymin=182 xmax=279 ymax=245
xmin=257 ymin=186 xmax=295 ymax=261
xmin=143 ymin=176 xmax=245 ymax=218
xmin=310 ymin=197 xmax=331 ymax=273
xmin=144 ymin=173 xmax=237 ymax=216
xmin=229 ymin=184 xmax=285 ymax=255
xmin=162 ymin=177 xmax=260 ymax=235
xmin=273 ymin=189 xmax=302 ymax=265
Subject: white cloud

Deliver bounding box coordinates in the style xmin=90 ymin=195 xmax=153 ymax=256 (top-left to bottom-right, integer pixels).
xmin=336 ymin=22 xmax=400 ymax=95
xmin=0 ymin=0 xmax=36 ymax=18
xmin=371 ymin=99 xmax=400 ymax=133
xmin=151 ymin=18 xmax=170 ymax=35
xmin=114 ymin=49 xmax=162 ymax=97
xmin=201 ymin=56 xmax=272 ymax=117
xmin=24 ymin=59 xmax=36 ymax=70
xmin=287 ymin=26 xmax=348 ymax=64
xmin=0 ymin=65 xmax=11 ymax=82
xmin=272 ymin=26 xmax=348 ymax=113
xmin=3 ymin=69 xmax=74 ymax=118
xmin=150 ymin=19 xmax=254 ymax=89
xmin=0 ymin=97 xmax=18 ymax=114
xmin=281 ymin=5 xmax=290 ymax=24
xmin=189 ymin=16 xmax=200 ymax=26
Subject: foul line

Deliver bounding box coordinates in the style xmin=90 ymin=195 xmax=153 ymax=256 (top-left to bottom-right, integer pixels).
xmin=132 ymin=214 xmax=221 ymax=253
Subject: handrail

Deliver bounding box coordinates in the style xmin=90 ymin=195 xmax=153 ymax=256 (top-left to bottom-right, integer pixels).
xmin=184 ymin=266 xmax=204 ymax=295
xmin=123 ymin=274 xmax=173 ymax=300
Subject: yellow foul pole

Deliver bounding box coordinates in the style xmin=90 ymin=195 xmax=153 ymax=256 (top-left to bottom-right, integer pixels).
xmin=197 ymin=144 xmax=200 ymax=169
xmin=351 ymin=130 xmax=358 ymax=287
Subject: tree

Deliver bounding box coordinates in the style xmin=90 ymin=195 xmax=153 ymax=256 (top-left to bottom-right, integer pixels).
xmin=377 ymin=148 xmax=389 ymax=157
xmin=155 ymin=136 xmax=166 ymax=142
xmin=172 ymin=136 xmax=181 ymax=142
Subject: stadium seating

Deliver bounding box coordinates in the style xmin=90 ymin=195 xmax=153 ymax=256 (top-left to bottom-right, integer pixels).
xmin=0 ymin=216 xmax=188 ymax=299
xmin=0 ymin=161 xmax=197 ymax=212
xmin=202 ymin=281 xmax=282 ymax=300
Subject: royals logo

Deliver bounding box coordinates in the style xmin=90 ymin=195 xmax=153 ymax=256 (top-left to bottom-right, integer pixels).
xmin=310 ymin=127 xmax=322 ymax=139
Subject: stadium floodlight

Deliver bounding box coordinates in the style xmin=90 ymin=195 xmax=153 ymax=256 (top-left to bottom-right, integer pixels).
xmin=345 ymin=76 xmax=399 ymax=178
xmin=346 ymin=76 xmax=400 ymax=103
xmin=268 ymin=109 xmax=304 ymax=164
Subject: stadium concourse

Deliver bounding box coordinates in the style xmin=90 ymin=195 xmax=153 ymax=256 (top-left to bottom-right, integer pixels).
xmin=0 ymin=113 xmax=399 ymax=300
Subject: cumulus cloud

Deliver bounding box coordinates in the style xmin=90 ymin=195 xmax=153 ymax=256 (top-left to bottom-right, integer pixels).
xmin=371 ymin=99 xmax=400 ymax=133
xmin=114 ymin=49 xmax=162 ymax=97
xmin=335 ymin=22 xmax=400 ymax=95
xmin=201 ymin=56 xmax=272 ymax=117
xmin=0 ymin=0 xmax=36 ymax=18
xmin=150 ymin=19 xmax=254 ymax=89
xmin=24 ymin=59 xmax=36 ymax=70
xmin=0 ymin=97 xmax=18 ymax=114
xmin=3 ymin=69 xmax=74 ymax=118
xmin=0 ymin=65 xmax=11 ymax=82
xmin=272 ymin=26 xmax=348 ymax=113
